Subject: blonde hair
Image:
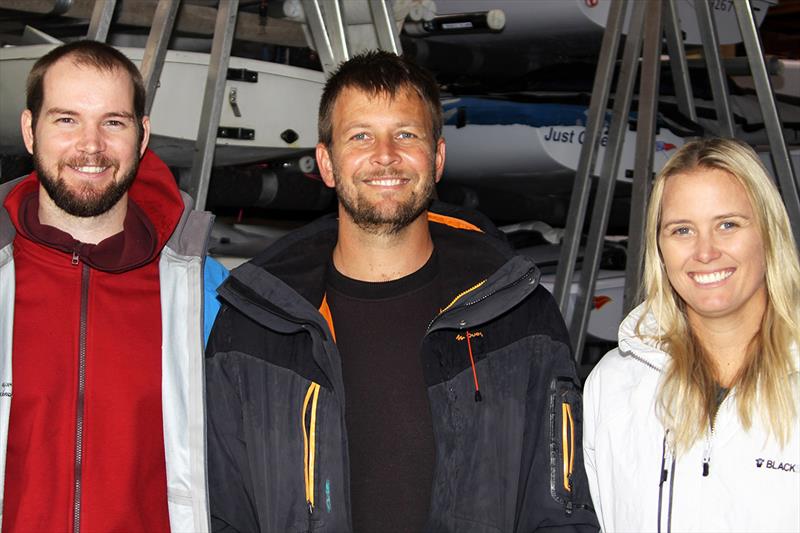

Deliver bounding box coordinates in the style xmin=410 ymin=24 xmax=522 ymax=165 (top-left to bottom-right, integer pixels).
xmin=639 ymin=137 xmax=800 ymax=452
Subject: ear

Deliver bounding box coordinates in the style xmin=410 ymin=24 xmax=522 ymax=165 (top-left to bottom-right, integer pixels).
xmin=21 ymin=110 xmax=35 ymax=155
xmin=139 ymin=116 xmax=151 ymax=158
xmin=433 ymin=137 xmax=446 ymax=183
xmin=316 ymin=143 xmax=336 ymax=189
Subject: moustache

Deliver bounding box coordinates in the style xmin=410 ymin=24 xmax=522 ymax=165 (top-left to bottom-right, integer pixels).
xmin=58 ymin=155 xmax=119 ymax=171
xmin=359 ymin=169 xmax=413 ymax=180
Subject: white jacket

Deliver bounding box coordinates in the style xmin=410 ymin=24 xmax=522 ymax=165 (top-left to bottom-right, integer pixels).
xmin=584 ymin=303 xmax=800 ymax=533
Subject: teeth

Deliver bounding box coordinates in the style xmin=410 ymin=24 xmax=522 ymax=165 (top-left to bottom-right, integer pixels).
xmin=369 ymin=178 xmax=403 ymax=186
xmin=692 ymin=270 xmax=733 ymax=285
xmin=73 ymin=166 xmax=107 ymax=174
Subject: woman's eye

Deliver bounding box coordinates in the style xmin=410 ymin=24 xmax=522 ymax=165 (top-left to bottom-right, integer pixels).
xmin=720 ymin=220 xmax=738 ymax=230
xmin=672 ymin=226 xmax=691 ymax=236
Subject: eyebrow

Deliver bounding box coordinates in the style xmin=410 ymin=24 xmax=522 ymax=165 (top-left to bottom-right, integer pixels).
xmin=45 ymin=107 xmax=135 ymax=120
xmin=342 ymin=121 xmax=425 ymax=130
xmin=661 ymin=212 xmax=750 ymax=227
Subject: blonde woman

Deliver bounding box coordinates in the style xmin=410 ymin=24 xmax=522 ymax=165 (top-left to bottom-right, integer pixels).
xmin=583 ymin=138 xmax=800 ymax=532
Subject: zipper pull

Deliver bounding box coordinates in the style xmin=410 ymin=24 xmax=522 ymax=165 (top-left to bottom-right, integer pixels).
xmin=71 ymin=251 xmax=80 ymax=265
xmin=307 ymin=500 xmax=314 ymax=515
xmin=702 ymin=459 xmax=710 ymax=477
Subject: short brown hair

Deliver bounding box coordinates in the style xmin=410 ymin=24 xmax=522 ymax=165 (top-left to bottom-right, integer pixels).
xmin=318 ymin=51 xmax=442 ymax=146
xmin=26 ymin=40 xmax=146 ymax=141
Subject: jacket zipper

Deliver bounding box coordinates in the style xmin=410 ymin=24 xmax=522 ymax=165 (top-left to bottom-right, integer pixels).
xmin=427 ymin=266 xmax=538 ymax=332
xmin=628 ymin=353 xmax=662 ymax=373
xmin=561 ymin=402 xmax=575 ymax=493
xmin=73 ymin=258 xmax=89 ymax=533
xmin=302 ymin=382 xmax=321 ymax=526
xmin=702 ymin=393 xmax=730 ymax=477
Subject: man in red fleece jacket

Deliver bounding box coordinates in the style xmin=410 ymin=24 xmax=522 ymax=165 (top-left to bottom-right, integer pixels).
xmin=0 ymin=40 xmax=215 ymax=532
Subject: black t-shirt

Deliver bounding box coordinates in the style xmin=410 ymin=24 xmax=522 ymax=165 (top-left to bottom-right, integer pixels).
xmin=326 ymin=251 xmax=442 ymax=533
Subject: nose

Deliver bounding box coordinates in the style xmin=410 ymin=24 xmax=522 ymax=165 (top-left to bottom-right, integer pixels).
xmin=694 ymin=232 xmax=722 ymax=263
xmin=369 ymin=135 xmax=400 ymax=166
xmin=76 ymin=125 xmax=106 ymax=154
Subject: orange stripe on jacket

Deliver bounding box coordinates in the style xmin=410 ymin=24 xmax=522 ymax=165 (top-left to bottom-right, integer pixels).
xmin=319 ymin=294 xmax=336 ymax=342
xmin=427 ymin=212 xmax=483 ymax=233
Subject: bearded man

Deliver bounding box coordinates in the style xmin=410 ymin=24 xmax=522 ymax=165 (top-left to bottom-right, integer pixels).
xmin=0 ymin=40 xmax=225 ymax=532
xmin=205 ymin=51 xmax=599 ymax=532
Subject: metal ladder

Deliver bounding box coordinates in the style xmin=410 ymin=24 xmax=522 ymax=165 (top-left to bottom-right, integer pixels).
xmin=86 ymin=0 xmax=400 ymax=211
xmin=552 ymin=0 xmax=800 ymax=366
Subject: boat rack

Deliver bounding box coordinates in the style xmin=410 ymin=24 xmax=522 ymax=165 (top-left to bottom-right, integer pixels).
xmin=81 ymin=0 xmax=797 ymax=367
xmin=84 ymin=0 xmax=399 ymax=212
xmin=552 ymin=0 xmax=800 ymax=366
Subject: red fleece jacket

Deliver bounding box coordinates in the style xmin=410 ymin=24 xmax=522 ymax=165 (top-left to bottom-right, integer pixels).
xmin=2 ymin=150 xmax=183 ymax=532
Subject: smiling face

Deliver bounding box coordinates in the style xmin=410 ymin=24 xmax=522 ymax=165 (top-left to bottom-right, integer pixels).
xmin=658 ymin=167 xmax=767 ymax=325
xmin=316 ymin=86 xmax=445 ymax=235
xmin=21 ymin=56 xmax=150 ymax=218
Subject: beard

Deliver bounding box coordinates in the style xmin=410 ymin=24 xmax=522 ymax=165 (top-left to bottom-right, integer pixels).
xmin=334 ymin=162 xmax=436 ymax=236
xmin=34 ymin=150 xmax=138 ymax=218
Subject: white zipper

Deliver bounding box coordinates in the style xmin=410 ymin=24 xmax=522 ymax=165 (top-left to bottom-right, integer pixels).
xmin=702 ymin=392 xmax=732 ymax=477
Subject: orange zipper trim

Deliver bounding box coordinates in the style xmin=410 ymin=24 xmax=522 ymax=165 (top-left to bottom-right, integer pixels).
xmin=562 ymin=402 xmax=575 ymax=492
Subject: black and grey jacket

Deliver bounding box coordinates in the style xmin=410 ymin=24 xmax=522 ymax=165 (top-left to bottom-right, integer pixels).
xmin=205 ymin=202 xmax=599 ymax=533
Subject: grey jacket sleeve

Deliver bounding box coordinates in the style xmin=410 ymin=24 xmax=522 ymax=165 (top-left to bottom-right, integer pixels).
xmin=514 ymin=291 xmax=599 ymax=532
xmin=206 ymin=308 xmax=260 ymax=533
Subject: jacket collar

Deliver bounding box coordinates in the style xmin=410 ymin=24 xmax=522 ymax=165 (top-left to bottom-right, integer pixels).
xmin=223 ymin=201 xmax=516 ymax=322
xmin=619 ymin=303 xmax=800 ymax=375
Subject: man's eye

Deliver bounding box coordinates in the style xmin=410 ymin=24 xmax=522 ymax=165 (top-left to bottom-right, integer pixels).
xmin=56 ymin=117 xmax=75 ymax=124
xmin=397 ymin=131 xmax=416 ymax=139
xmin=351 ymin=132 xmax=368 ymax=141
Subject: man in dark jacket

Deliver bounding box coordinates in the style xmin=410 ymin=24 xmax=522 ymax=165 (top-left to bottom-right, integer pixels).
xmin=206 ymin=51 xmax=598 ymax=532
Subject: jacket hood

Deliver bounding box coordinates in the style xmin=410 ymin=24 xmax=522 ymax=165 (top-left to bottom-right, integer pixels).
xmin=618 ymin=303 xmax=800 ymax=375
xmin=616 ymin=303 xmax=669 ymax=371
xmin=1 ymin=149 xmax=185 ymax=269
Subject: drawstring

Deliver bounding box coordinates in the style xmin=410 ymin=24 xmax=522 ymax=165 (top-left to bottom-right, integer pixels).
xmin=657 ymin=431 xmax=675 ymax=533
xmin=667 ymin=454 xmax=676 ymax=533
xmin=465 ymin=330 xmax=482 ymax=402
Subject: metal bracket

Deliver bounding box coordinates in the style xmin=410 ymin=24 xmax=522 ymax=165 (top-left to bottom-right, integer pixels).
xmin=227 ymin=68 xmax=259 ymax=82
xmin=228 ymin=87 xmax=242 ymax=117
xmin=218 ymin=126 xmax=255 ymax=140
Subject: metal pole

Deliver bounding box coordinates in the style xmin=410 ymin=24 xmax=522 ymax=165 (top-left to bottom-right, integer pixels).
xmin=732 ymin=0 xmax=800 ymax=243
xmin=322 ymin=0 xmax=350 ymax=65
xmin=624 ymin=0 xmax=663 ymax=315
xmin=694 ymin=0 xmax=735 ymax=137
xmin=186 ymin=0 xmax=239 ymax=210
xmin=301 ymin=0 xmax=339 ymax=75
xmin=86 ymin=0 xmax=117 ymax=42
xmin=369 ymin=0 xmax=402 ymax=54
xmin=140 ymin=0 xmax=181 ymax=116
xmin=553 ymin=0 xmax=627 ymax=318
xmin=569 ymin=0 xmax=648 ymax=360
xmin=663 ymin=0 xmax=696 ymax=122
